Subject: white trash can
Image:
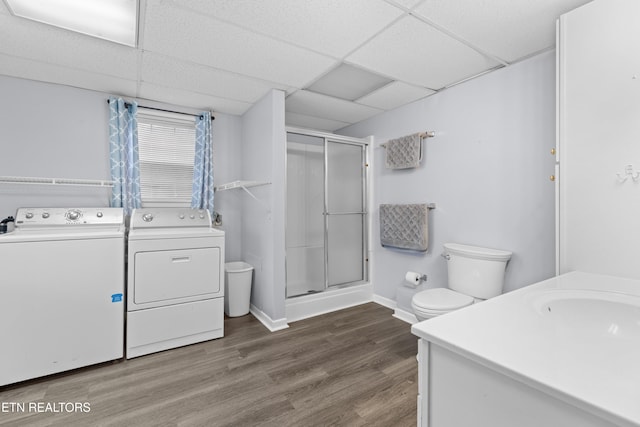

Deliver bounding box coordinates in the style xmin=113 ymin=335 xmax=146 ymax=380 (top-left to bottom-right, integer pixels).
xmin=224 ymin=262 xmax=254 ymax=317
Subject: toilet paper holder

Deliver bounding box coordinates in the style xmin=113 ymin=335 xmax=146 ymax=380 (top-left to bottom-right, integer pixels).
xmin=405 ymin=271 xmax=428 ymax=287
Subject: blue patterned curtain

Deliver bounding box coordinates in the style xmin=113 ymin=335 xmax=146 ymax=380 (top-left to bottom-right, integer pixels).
xmin=108 ymin=97 xmax=141 ymax=215
xmin=191 ymin=112 xmax=214 ymax=215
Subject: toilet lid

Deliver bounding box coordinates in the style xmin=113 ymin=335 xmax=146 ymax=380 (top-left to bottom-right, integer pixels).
xmin=413 ymin=288 xmax=474 ymax=311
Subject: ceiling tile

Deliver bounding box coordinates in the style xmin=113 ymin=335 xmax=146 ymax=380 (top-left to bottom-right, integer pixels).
xmin=138 ymin=82 xmax=253 ymax=116
xmin=347 ymin=15 xmax=499 ymax=89
xmin=170 ymin=0 xmax=405 ymax=58
xmin=0 ymin=14 xmax=137 ymax=80
xmin=356 ymin=81 xmax=434 ymax=110
xmin=285 ymin=112 xmax=351 ymax=132
xmin=0 ymin=53 xmax=137 ymax=95
xmin=286 ymin=90 xmax=383 ymax=124
xmin=307 ymin=63 xmax=392 ymax=101
xmin=141 ymin=53 xmax=291 ymax=104
xmin=142 ymin=1 xmax=336 ymax=88
xmin=413 ymin=0 xmax=592 ymax=62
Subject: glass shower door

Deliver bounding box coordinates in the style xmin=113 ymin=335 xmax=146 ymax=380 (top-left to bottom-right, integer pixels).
xmin=325 ymin=140 xmax=367 ymax=287
xmin=286 ymin=134 xmax=325 ymax=297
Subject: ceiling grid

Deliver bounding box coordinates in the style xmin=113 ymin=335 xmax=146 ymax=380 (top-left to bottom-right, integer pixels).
xmin=0 ymin=0 xmax=592 ymax=131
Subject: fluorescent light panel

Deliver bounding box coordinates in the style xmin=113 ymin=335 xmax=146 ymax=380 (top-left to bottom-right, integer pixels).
xmin=307 ymin=63 xmax=393 ymax=101
xmin=3 ymin=0 xmax=138 ymax=47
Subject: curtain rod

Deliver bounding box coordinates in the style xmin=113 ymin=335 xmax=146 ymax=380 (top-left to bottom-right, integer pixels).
xmin=106 ymin=99 xmax=215 ymax=121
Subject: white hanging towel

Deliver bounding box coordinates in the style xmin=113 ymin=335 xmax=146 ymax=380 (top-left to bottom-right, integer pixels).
xmin=385 ymin=133 xmax=422 ymax=169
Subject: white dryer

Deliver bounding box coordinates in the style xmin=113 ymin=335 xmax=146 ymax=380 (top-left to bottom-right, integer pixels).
xmin=126 ymin=207 xmax=225 ymax=359
xmin=0 ymin=207 xmax=125 ymax=386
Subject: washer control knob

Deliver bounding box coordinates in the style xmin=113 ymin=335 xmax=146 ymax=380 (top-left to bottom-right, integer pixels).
xmin=179 ymin=213 xmax=185 ymax=219
xmin=67 ymin=210 xmax=80 ymax=221
xmin=189 ymin=214 xmax=195 ymax=219
xmin=25 ymin=212 xmax=34 ymax=219
xmin=42 ymin=212 xmax=50 ymax=219
xmin=96 ymin=212 xmax=103 ymax=218
xmin=199 ymin=214 xmax=205 ymax=219
xmin=142 ymin=213 xmax=154 ymax=222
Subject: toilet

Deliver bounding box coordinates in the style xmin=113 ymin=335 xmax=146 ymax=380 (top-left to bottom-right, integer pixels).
xmin=411 ymin=243 xmax=512 ymax=321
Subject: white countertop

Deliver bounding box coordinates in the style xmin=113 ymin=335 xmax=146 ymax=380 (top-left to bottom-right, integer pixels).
xmin=412 ymin=271 xmax=640 ymax=427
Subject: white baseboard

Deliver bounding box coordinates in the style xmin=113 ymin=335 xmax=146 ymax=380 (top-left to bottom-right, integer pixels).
xmin=372 ymin=293 xmax=396 ymax=310
xmin=392 ymin=307 xmax=418 ymax=325
xmin=250 ymin=304 xmax=289 ymax=332
xmin=252 ymin=285 xmax=414 ymax=331
xmin=286 ymin=283 xmax=373 ymax=323
xmin=373 ymin=294 xmax=418 ymax=324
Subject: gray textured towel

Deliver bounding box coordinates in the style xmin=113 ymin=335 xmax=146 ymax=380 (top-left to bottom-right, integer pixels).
xmin=385 ymin=133 xmax=422 ymax=169
xmin=379 ymin=204 xmax=429 ymax=251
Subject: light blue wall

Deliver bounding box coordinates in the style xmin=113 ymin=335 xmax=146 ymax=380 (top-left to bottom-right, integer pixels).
xmin=208 ymin=112 xmax=243 ymax=262
xmin=0 ymin=74 xmax=244 ymax=261
xmin=0 ymin=75 xmax=111 ymax=215
xmin=240 ymin=89 xmax=287 ymax=323
xmin=339 ymin=51 xmax=557 ymax=311
xmin=1 ymin=51 xmax=556 ymax=318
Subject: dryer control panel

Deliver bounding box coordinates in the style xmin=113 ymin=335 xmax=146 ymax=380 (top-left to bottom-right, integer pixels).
xmin=130 ymin=208 xmax=212 ymax=229
xmin=15 ymin=207 xmax=124 ymax=227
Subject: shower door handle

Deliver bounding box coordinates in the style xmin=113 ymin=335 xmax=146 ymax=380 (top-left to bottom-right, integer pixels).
xmin=323 ymin=211 xmax=367 ymax=215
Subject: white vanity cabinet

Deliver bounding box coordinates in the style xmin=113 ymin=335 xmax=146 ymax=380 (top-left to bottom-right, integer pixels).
xmin=412 ymin=272 xmax=639 ymax=427
xmin=414 ymin=336 xmax=621 ymax=427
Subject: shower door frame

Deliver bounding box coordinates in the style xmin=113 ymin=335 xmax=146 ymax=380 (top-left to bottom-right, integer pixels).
xmin=285 ymin=127 xmax=370 ymax=296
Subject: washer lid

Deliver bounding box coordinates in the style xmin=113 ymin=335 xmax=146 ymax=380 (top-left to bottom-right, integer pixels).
xmin=413 ymin=288 xmax=474 ymax=311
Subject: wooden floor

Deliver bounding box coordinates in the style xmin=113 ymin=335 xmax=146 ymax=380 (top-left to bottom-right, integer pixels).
xmin=0 ymin=303 xmax=418 ymax=427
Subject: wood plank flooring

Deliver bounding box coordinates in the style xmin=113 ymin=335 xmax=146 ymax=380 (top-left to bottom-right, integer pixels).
xmin=0 ymin=303 xmax=418 ymax=426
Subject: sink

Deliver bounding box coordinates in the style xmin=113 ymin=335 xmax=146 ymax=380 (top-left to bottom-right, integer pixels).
xmin=532 ymin=290 xmax=640 ymax=341
xmin=412 ymin=272 xmax=640 ymax=426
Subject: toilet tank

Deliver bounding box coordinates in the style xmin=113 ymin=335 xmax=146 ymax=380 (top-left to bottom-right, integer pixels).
xmin=444 ymin=243 xmax=512 ymax=300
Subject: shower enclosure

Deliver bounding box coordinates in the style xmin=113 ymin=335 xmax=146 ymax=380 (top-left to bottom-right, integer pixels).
xmin=286 ymin=129 xmax=369 ymax=298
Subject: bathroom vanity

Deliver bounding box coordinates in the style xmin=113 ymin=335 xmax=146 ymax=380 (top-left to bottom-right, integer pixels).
xmin=411 ymin=271 xmax=640 ymax=427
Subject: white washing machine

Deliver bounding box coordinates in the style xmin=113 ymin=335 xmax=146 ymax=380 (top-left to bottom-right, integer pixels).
xmin=0 ymin=207 xmax=125 ymax=387
xmin=126 ymin=207 xmax=225 ymax=359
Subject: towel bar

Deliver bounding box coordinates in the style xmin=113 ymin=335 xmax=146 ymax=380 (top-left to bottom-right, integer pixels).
xmin=380 ymin=131 xmax=435 ymax=148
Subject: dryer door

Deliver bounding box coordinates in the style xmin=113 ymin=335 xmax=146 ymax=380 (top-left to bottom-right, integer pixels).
xmin=132 ymin=247 xmax=221 ymax=309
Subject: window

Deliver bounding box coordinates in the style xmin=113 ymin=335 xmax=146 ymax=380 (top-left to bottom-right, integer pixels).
xmin=136 ymin=108 xmax=196 ymax=207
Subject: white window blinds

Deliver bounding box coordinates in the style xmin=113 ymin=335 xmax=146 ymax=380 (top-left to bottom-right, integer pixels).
xmin=137 ymin=108 xmax=196 ymax=206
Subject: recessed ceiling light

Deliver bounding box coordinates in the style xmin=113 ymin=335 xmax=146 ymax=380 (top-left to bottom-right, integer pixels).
xmin=307 ymin=63 xmax=393 ymax=102
xmin=3 ymin=0 xmax=139 ymax=47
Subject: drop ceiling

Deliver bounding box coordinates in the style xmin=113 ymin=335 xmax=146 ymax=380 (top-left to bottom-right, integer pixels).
xmin=0 ymin=0 xmax=592 ymax=131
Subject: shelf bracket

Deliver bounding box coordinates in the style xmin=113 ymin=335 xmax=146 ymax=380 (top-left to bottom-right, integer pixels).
xmin=214 ymin=180 xmax=272 ymax=212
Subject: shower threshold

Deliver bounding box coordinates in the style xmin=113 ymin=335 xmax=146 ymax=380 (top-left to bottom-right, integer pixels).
xmin=285 ymin=282 xmax=373 ymax=323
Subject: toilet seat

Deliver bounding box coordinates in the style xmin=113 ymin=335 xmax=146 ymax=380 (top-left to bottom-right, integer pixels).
xmin=412 ymin=288 xmax=474 ymax=313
